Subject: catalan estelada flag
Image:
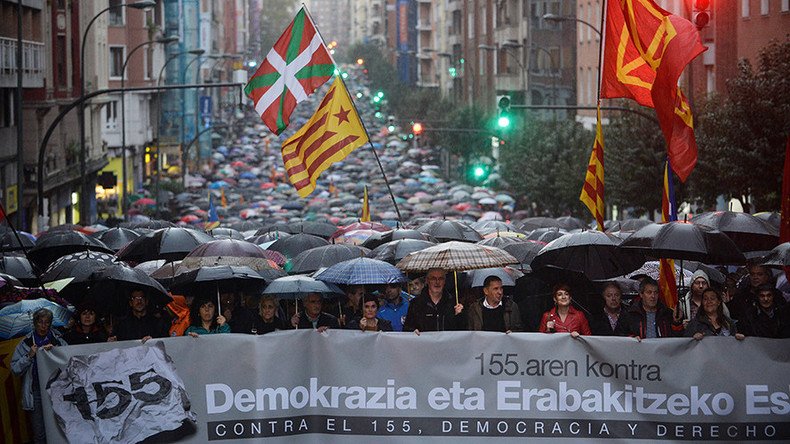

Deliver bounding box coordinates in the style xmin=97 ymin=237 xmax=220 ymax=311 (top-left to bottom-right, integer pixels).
xmin=361 ymin=185 xmax=370 ymax=222
xmin=659 ymin=159 xmax=678 ymax=308
xmin=580 ymin=106 xmax=605 ymax=231
xmin=281 ymin=77 xmax=369 ymax=197
xmin=205 ymin=194 xmax=220 ymax=231
xmin=601 ymin=0 xmax=705 ymax=182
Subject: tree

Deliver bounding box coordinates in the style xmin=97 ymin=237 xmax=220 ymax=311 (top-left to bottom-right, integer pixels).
xmin=689 ymin=37 xmax=790 ymax=212
xmin=604 ymin=108 xmax=667 ymax=217
xmin=499 ymin=117 xmax=593 ymax=217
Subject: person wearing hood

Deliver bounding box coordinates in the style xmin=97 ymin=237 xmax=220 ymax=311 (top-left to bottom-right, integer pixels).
xmin=682 ymin=270 xmax=730 ymax=324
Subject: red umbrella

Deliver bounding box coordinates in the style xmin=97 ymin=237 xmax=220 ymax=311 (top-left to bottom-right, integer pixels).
xmin=260 ymin=182 xmax=276 ymax=190
xmin=133 ymin=198 xmax=156 ymax=206
xmin=180 ymin=215 xmax=200 ymax=223
xmin=331 ymin=222 xmax=390 ymax=239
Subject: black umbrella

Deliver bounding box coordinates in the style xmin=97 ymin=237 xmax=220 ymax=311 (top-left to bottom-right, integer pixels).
xmin=555 ymin=216 xmax=588 ymax=230
xmin=526 ymin=227 xmax=568 ymax=243
xmin=93 ymin=227 xmax=141 ymax=252
xmin=416 ymin=220 xmax=483 ymax=243
xmin=532 ymin=231 xmax=645 ymax=280
xmin=760 ymin=242 xmax=790 ymax=268
xmin=368 ymin=239 xmax=436 ymax=265
xmin=0 ymin=228 xmax=35 ymax=252
xmin=180 ymin=239 xmax=283 ymax=272
xmin=40 ymin=251 xmax=118 ymax=302
xmin=170 ymin=265 xmax=270 ymax=299
xmin=257 ymin=221 xmax=337 ymax=239
xmin=477 ymin=236 xmax=528 ymax=249
xmin=502 ymin=240 xmax=547 ymax=271
xmin=210 ymin=228 xmax=246 ymax=240
xmin=267 ymin=233 xmax=329 ymax=259
xmin=290 ymin=244 xmax=370 ymax=274
xmin=0 ymin=255 xmax=39 ymax=286
xmin=119 ymin=220 xmax=176 ymax=230
xmin=754 ymin=211 xmax=780 ymax=232
xmin=229 ymin=220 xmax=265 ymax=231
xmin=470 ymin=221 xmax=524 ymax=236
xmin=28 ymin=231 xmax=113 ymax=270
xmin=605 ymin=218 xmax=653 ymax=233
xmin=619 ymin=222 xmax=746 ymax=265
xmin=360 ymin=229 xmax=435 ymax=249
xmin=88 ymin=264 xmax=172 ymax=315
xmin=521 ymin=217 xmax=562 ymax=231
xmin=115 ymin=227 xmax=214 ymax=263
xmin=246 ymin=231 xmax=292 ymax=246
xmin=691 ymin=211 xmax=779 ymax=253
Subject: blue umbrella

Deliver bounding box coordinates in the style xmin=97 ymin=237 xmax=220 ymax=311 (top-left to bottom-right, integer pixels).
xmin=314 ymin=257 xmax=407 ymax=285
xmin=0 ymin=299 xmax=72 ymax=339
xmin=209 ymin=180 xmax=229 ymax=189
xmin=239 ymin=172 xmax=256 ymax=180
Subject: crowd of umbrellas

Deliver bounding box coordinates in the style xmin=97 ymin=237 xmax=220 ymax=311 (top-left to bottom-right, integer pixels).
xmin=0 ymin=66 xmax=786 ymax=338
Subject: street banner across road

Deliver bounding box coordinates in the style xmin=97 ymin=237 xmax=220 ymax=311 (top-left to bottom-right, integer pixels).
xmin=38 ymin=332 xmax=790 ymax=443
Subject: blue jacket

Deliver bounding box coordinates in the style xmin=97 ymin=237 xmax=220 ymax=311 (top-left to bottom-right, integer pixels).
xmin=377 ymin=293 xmax=411 ymax=332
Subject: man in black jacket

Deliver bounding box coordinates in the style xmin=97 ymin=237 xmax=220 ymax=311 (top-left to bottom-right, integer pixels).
xmin=589 ymin=282 xmax=630 ymax=336
xmin=626 ymin=278 xmax=683 ymax=339
xmin=112 ymin=290 xmax=170 ymax=342
xmin=403 ymin=268 xmax=465 ymax=334
xmin=291 ymin=292 xmax=339 ymax=331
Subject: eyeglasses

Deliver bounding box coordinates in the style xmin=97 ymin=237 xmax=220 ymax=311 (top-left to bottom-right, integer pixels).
xmin=130 ymin=295 xmax=146 ymax=301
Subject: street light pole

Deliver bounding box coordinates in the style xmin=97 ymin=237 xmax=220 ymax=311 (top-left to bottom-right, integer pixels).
xmin=78 ymin=0 xmax=155 ymax=224
xmin=479 ymin=43 xmax=527 ymax=104
xmin=119 ymin=35 xmax=179 ymax=218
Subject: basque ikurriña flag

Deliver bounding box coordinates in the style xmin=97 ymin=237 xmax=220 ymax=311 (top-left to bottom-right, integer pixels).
xmin=281 ymin=77 xmax=368 ymax=197
xmin=244 ymin=7 xmax=334 ymax=135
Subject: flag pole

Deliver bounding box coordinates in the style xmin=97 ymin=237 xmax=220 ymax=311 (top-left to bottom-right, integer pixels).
xmin=302 ymin=6 xmax=403 ymax=224
xmin=595 ymin=0 xmax=607 ymax=103
xmin=0 ymin=201 xmax=45 ymax=288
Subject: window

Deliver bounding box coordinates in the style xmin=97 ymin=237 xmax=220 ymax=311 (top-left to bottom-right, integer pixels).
xmin=109 ymin=46 xmax=125 ymax=79
xmin=761 ymin=0 xmax=769 ymax=15
xmin=742 ymin=0 xmax=750 ymax=17
xmin=109 ymin=0 xmax=125 ymax=26
xmin=1 ymin=89 xmax=15 ymax=128
xmin=468 ymin=12 xmax=474 ymax=38
xmin=579 ymin=68 xmax=585 ymax=105
xmin=56 ymin=36 xmax=67 ymax=88
xmin=782 ymin=0 xmax=789 ymax=12
xmin=578 ymin=3 xmax=585 ymax=43
xmin=105 ymin=100 xmax=118 ymax=130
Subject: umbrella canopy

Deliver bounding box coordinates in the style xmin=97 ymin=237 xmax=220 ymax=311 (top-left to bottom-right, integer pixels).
xmin=619 ymin=222 xmax=746 ymax=265
xmin=368 ymin=239 xmax=437 ymax=265
xmin=247 ymin=232 xmax=292 ymax=246
xmin=761 ymin=242 xmax=790 ymax=268
xmin=470 ymin=220 xmax=523 ymax=236
xmin=521 ymin=217 xmax=562 ymax=231
xmin=0 ymin=255 xmax=38 ymax=286
xmin=257 ymin=222 xmax=337 ymax=239
xmin=120 ymin=220 xmax=176 ymax=230
xmin=331 ymin=229 xmax=379 ymax=245
xmin=267 ymin=233 xmax=330 ymax=260
xmin=88 ymin=264 xmax=172 ymax=314
xmin=605 ymin=219 xmax=653 ymax=233
xmin=360 ymin=229 xmax=435 ymax=249
xmin=501 ymin=240 xmax=547 ymax=271
xmin=263 ymin=275 xmax=342 ymax=299
xmin=134 ymin=260 xmax=167 ymax=275
xmin=753 ymin=211 xmax=780 ymax=232
xmin=94 ymin=227 xmax=141 ymax=252
xmin=116 ymin=228 xmax=215 ymax=263
xmin=331 ymin=222 xmax=391 ymax=238
xmin=289 ymin=244 xmax=370 ymax=274
xmin=315 ymin=257 xmax=408 ymax=285
xmin=477 ymin=236 xmax=526 ymax=249
xmin=0 ymin=298 xmax=72 ymax=339
xmin=28 ymin=231 xmax=113 ymax=270
xmin=466 ymin=267 xmax=524 ymax=287
xmin=210 ymin=228 xmax=246 ymax=240
xmin=627 ymin=260 xmax=695 ymax=285
xmin=416 ymin=220 xmax=483 ymax=243
xmin=0 ymin=229 xmax=35 ymax=252
xmin=40 ymin=251 xmax=118 ymax=302
xmin=555 ymin=216 xmax=588 ymax=230
xmin=532 ymin=231 xmax=645 ymax=281
xmin=170 ymin=265 xmax=271 ymax=296
xmin=526 ymin=227 xmax=568 ymax=243
xmin=397 ymin=241 xmax=519 ymax=272
xmin=691 ymin=211 xmax=779 ymax=253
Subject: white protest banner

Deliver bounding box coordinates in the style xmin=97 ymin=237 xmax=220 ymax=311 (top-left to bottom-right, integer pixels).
xmin=38 ymin=331 xmax=790 ymax=443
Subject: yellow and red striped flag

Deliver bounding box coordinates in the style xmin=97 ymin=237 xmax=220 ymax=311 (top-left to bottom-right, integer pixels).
xmin=659 ymin=160 xmax=678 ymax=308
xmin=580 ymin=106 xmax=605 ymax=230
xmin=361 ymin=185 xmax=370 ymax=222
xmin=281 ymin=77 xmax=369 ymax=197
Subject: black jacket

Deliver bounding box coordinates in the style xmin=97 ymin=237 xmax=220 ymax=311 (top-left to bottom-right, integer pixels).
xmin=403 ymin=290 xmax=465 ymax=332
xmin=684 ymin=314 xmax=738 ymax=337
xmin=739 ymin=304 xmax=790 ymax=338
xmin=294 ymin=312 xmax=340 ymax=330
xmin=589 ymin=307 xmax=631 ymax=336
xmin=114 ymin=312 xmax=170 ymax=341
xmin=625 ymin=301 xmax=682 ymax=338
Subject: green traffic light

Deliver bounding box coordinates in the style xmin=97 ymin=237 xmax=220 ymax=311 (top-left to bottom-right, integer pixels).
xmin=497 ymin=116 xmax=511 ymax=128
xmin=387 ymin=125 xmax=396 ymax=132
xmin=473 ymin=167 xmax=486 ymax=178
xmin=375 ymin=111 xmax=383 ymax=118
xmin=373 ymin=96 xmax=381 ymax=103
xmin=377 ymin=91 xmax=384 ymax=98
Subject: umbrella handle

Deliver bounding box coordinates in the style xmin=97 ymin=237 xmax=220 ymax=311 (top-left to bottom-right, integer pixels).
xmin=216 ymin=283 xmax=221 ymax=316
xmin=454 ymin=270 xmax=459 ymax=306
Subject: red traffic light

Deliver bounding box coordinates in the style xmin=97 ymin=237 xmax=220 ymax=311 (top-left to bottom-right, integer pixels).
xmin=412 ymin=122 xmax=423 ymax=135
xmin=695 ymin=0 xmax=710 ymax=9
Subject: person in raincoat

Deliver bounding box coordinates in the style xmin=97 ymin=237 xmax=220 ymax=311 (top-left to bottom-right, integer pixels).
xmin=11 ymin=308 xmax=67 ymax=443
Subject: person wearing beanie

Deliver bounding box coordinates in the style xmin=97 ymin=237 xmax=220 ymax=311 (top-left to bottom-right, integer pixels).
xmin=682 ymin=270 xmax=710 ymax=322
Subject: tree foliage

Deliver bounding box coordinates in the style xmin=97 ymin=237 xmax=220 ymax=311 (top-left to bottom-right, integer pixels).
xmin=499 ymin=117 xmax=593 ymax=217
xmin=688 ymin=37 xmax=790 ymax=212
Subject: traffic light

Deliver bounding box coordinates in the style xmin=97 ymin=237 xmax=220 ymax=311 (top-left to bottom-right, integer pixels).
xmin=467 ymin=162 xmax=491 ymax=183
xmin=496 ymin=95 xmax=512 ymax=129
xmin=356 ymin=58 xmax=365 ymax=65
xmin=412 ymin=122 xmax=423 ymax=136
xmin=693 ymin=0 xmax=711 ymax=30
xmin=387 ymin=115 xmax=396 ymax=133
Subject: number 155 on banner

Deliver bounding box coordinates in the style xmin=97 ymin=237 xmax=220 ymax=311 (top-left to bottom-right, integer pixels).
xmin=47 ymin=343 xmax=196 ymax=443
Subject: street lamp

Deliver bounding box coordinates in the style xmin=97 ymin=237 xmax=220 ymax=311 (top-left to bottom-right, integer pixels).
xmin=542 ymin=13 xmax=602 ymax=38
xmin=119 ymin=34 xmax=179 ymax=217
xmin=78 ymin=0 xmax=156 ymax=223
xmin=528 ymin=45 xmax=559 ymax=106
xmin=478 ymin=43 xmax=527 ymax=103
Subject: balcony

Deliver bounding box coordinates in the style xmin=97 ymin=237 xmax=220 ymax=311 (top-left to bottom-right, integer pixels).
xmin=0 ymin=36 xmax=45 ymax=88
xmin=416 ymin=21 xmax=432 ymax=31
